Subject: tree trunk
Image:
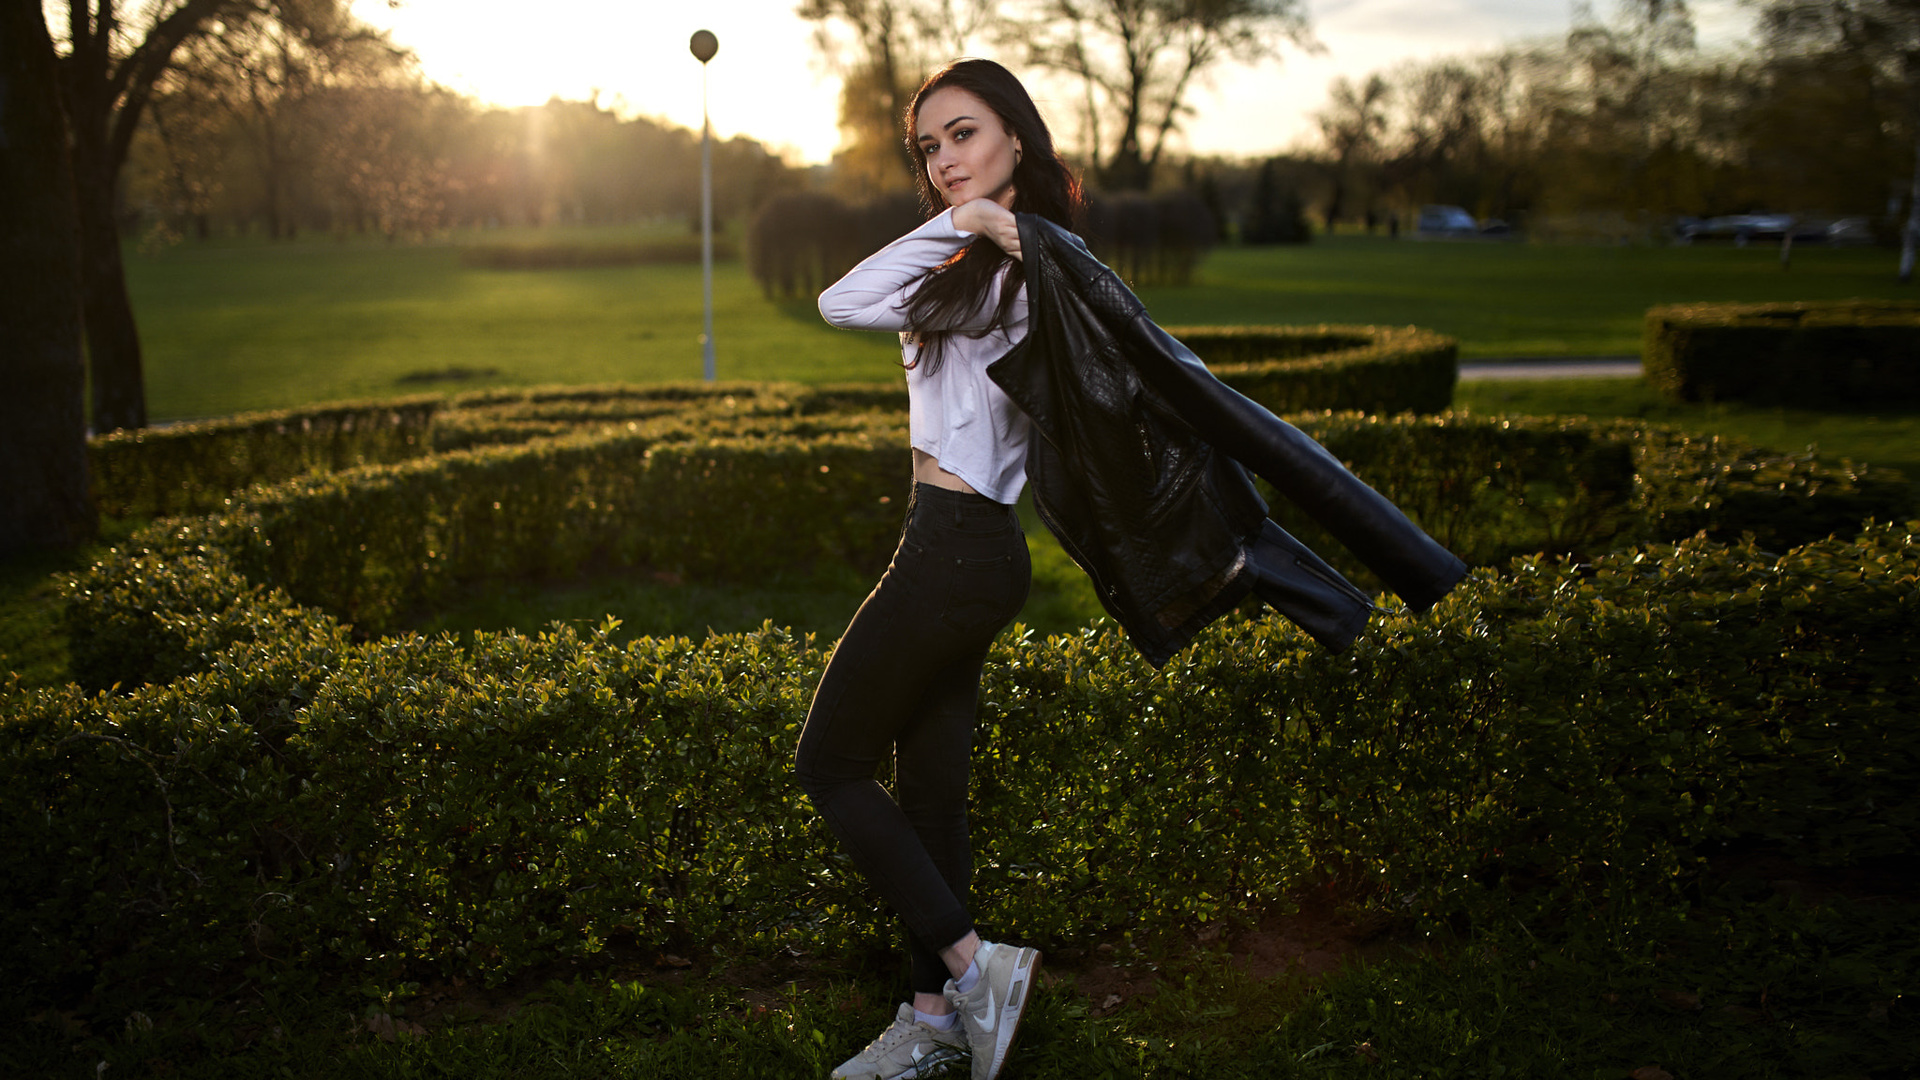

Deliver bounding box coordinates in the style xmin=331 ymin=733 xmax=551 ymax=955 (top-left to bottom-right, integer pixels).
xmin=1324 ymin=175 xmax=1347 ymax=229
xmin=61 ymin=1 xmax=151 ymax=434
xmin=1 ymin=0 xmax=98 ymax=552
xmin=71 ymin=138 xmax=148 ymax=432
xmin=59 ymin=0 xmax=244 ymax=435
xmin=1102 ymin=107 xmax=1150 ymax=190
xmin=1902 ymin=126 xmax=1919 ymax=284
xmin=1101 ymin=60 xmax=1152 ymax=191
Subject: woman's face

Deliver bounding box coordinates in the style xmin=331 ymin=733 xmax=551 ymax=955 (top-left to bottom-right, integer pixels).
xmin=915 ymin=86 xmax=1021 ymax=210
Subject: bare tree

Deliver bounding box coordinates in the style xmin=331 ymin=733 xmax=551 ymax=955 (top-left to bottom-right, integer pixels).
xmin=46 ymin=0 xmax=376 ymax=432
xmin=1315 ymin=74 xmax=1388 ymax=227
xmin=140 ymin=56 xmax=228 ymax=241
xmin=1329 ymin=6 xmax=1754 ymax=232
xmin=1752 ymin=0 xmax=1920 ymax=279
xmin=165 ymin=1 xmax=407 ymax=238
xmin=318 ymin=81 xmax=461 ymax=240
xmin=3 ymin=0 xmax=96 ymax=552
xmin=50 ymin=1 xmax=263 ymax=432
xmin=1014 ymin=0 xmax=1313 ymax=190
xmin=798 ymin=0 xmax=993 ymax=198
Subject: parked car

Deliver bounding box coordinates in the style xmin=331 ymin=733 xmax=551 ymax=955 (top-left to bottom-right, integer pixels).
xmin=1415 ymin=204 xmax=1479 ymax=238
xmin=1675 ymin=214 xmax=1793 ymax=245
xmin=1674 ymin=213 xmax=1872 ymax=246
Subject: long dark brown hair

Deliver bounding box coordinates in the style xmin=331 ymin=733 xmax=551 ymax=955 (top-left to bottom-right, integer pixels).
xmin=902 ymin=59 xmax=1081 ymax=375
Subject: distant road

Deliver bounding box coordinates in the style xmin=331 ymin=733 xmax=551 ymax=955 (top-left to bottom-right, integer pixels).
xmin=1458 ymin=356 xmax=1641 ymax=380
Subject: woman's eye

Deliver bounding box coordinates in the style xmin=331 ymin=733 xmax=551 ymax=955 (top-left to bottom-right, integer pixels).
xmin=953 ymin=128 xmax=971 ymax=141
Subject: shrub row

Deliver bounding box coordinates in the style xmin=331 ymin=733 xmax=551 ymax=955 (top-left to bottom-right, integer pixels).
xmin=423 ymin=382 xmax=815 ymax=452
xmin=66 ymin=409 xmax=1908 ymax=675
xmin=1167 ymin=324 xmax=1457 ymax=416
xmin=88 ymin=398 xmax=442 ymax=518
xmin=77 ymin=417 xmax=912 ymax=647
xmin=1644 ymin=298 xmax=1920 ymax=406
xmin=1079 ymin=190 xmax=1218 ymax=287
xmin=746 ymin=189 xmax=1226 ymax=297
xmin=85 ymin=383 xmax=892 ymax=519
xmin=746 ymin=192 xmax=922 ymax=300
xmin=1262 ymin=413 xmax=1912 ymax=595
xmin=84 ymin=328 xmax=1455 ymax=523
xmin=7 ymin=522 xmax=1915 ymax=1013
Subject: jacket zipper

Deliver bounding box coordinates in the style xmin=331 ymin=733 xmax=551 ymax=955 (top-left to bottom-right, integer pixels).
xmin=1295 ymin=552 xmax=1377 ymax=610
xmin=1034 ymin=494 xmax=1118 ymax=606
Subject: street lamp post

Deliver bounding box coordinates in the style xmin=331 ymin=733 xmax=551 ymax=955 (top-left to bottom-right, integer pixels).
xmin=690 ymin=29 xmax=718 ymax=382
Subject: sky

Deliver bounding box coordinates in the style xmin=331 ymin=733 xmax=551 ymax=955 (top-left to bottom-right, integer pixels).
xmin=347 ymin=0 xmax=1757 ymax=166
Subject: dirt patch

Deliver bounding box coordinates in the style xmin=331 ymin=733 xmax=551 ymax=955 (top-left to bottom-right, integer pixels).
xmin=1038 ymin=883 xmax=1403 ymax=1017
xmin=396 ymin=885 xmax=1403 ymax=1031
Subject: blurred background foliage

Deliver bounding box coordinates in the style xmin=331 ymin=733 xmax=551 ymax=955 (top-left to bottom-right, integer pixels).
xmin=15 ymin=0 xmax=1920 ymax=554
xmin=80 ymin=0 xmax=1920 ymax=247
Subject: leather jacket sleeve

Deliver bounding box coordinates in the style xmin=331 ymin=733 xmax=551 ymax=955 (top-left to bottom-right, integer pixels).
xmin=1017 ymin=214 xmax=1468 ymax=614
xmin=989 ymin=213 xmax=1467 ymax=661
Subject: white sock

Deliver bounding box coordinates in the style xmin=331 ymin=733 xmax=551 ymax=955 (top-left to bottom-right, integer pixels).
xmin=914 ymin=1007 xmax=958 ymax=1031
xmin=953 ymin=958 xmax=981 ymax=995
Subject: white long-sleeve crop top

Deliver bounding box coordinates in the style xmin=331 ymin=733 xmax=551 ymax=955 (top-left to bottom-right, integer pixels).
xmin=817 ymin=207 xmax=1033 ymax=505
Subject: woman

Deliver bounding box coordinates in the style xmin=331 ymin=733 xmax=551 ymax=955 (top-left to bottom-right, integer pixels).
xmin=794 ymin=58 xmax=1072 ymax=1080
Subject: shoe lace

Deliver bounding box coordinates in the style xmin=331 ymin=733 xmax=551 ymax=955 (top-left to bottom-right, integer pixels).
xmin=862 ymin=1016 xmax=921 ymax=1055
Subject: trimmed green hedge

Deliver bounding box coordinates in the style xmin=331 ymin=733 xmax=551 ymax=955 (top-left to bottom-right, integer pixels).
xmin=88 ymin=398 xmax=442 ymax=518
xmin=85 ymin=326 xmax=1451 ymax=522
xmin=85 ymin=384 xmax=899 ymax=520
xmin=64 ymin=409 xmax=1908 ymax=672
xmin=27 ymin=344 xmax=1918 ymax=1039
xmin=6 ymin=522 xmax=1915 ymax=1012
xmin=88 ymin=419 xmax=909 ymax=645
xmin=22 ymin=366 xmax=1920 ymax=1020
xmin=1262 ymin=413 xmax=1911 ymax=596
xmin=1167 ymin=324 xmax=1457 ymax=416
xmin=1644 ymin=299 xmax=1920 ymax=405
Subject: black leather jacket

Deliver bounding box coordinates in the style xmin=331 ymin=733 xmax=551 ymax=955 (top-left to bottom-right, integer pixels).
xmin=987 ymin=214 xmax=1467 ymax=664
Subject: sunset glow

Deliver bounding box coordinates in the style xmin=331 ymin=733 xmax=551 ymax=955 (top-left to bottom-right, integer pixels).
xmin=349 ymin=0 xmax=1756 ymax=165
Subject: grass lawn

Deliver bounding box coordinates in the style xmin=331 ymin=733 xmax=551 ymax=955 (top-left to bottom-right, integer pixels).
xmin=127 ymin=230 xmax=900 ymax=422
xmin=1156 ymin=237 xmax=1917 ymax=358
xmin=7 ymin=824 xmax=1911 ymax=1078
xmin=125 ymin=229 xmax=1918 ymax=421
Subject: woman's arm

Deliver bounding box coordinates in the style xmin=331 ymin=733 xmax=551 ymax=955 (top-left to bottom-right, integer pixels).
xmin=817 ymin=204 xmax=1023 ymax=332
xmin=817 ymin=208 xmax=971 ymax=331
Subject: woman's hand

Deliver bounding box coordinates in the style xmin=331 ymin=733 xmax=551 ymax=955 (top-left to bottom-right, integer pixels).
xmin=953 ymin=200 xmax=1021 ymax=261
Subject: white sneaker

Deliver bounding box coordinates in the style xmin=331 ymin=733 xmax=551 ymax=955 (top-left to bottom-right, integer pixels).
xmin=943 ymin=940 xmax=1042 ymax=1080
xmin=830 ymin=1002 xmax=967 ymax=1079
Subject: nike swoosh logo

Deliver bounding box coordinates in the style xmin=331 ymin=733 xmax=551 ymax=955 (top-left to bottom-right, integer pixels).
xmin=971 ymin=988 xmax=997 ymax=1034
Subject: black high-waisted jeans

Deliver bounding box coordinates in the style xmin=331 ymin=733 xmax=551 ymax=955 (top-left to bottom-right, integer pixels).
xmin=795 ymin=482 xmax=1031 ymax=993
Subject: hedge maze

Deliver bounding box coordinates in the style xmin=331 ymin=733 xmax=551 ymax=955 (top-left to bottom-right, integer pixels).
xmin=6 ymin=326 xmax=1916 ymax=1035
xmin=1644 ymin=298 xmax=1920 ymax=406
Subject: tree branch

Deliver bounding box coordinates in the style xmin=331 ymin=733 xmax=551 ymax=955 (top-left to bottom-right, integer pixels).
xmin=57 ymin=732 xmax=203 ymax=886
xmin=106 ymin=0 xmax=254 ymax=176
